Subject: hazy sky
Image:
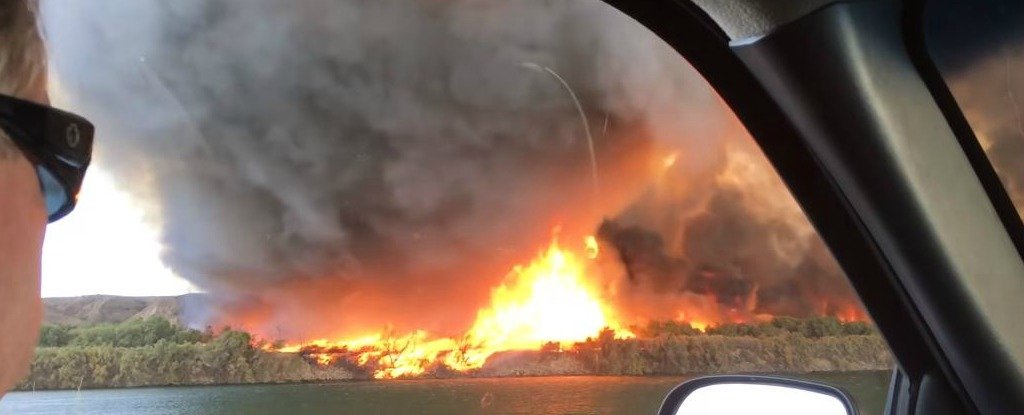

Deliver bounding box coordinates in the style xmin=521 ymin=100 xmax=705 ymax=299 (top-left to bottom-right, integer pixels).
xmin=40 ymin=166 xmax=196 ymax=298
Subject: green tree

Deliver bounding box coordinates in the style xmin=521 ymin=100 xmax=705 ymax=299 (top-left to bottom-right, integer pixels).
xmin=38 ymin=325 xmax=75 ymax=347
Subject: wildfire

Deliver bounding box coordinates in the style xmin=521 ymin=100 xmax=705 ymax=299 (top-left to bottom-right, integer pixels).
xmin=689 ymin=321 xmax=709 ymax=332
xmin=457 ymin=237 xmax=631 ymax=367
xmin=264 ymin=230 xmax=870 ymax=378
xmin=268 ymin=234 xmax=630 ymax=378
xmin=836 ymin=306 xmax=868 ymax=323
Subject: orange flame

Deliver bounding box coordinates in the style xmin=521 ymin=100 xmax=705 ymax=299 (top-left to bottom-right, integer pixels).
xmin=456 ymin=237 xmax=630 ymax=368
xmin=269 ymin=234 xmax=630 ymax=378
xmin=266 ymin=231 xmax=869 ymax=377
xmin=584 ymin=235 xmax=600 ymax=259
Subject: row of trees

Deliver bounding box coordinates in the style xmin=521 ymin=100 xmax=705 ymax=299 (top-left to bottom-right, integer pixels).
xmin=637 ymin=317 xmax=877 ymax=338
xmin=19 ymin=319 xmax=351 ymax=391
xmin=37 ymin=317 xmax=207 ymax=348
xmin=568 ymin=330 xmax=891 ymax=375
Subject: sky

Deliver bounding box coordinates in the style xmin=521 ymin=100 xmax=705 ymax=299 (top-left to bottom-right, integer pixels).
xmin=40 ymin=166 xmax=197 ymax=298
xmin=38 ymin=58 xmax=197 ymax=299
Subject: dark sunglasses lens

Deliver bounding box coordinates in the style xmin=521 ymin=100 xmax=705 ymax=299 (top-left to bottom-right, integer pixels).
xmin=2 ymin=94 xmax=92 ymax=222
xmin=36 ymin=166 xmax=70 ymax=222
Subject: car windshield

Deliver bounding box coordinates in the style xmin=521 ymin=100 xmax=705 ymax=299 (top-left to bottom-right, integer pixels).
xmin=2 ymin=1 xmax=892 ymax=414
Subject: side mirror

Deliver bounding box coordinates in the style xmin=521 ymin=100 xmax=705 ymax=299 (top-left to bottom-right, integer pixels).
xmin=660 ymin=375 xmax=858 ymax=415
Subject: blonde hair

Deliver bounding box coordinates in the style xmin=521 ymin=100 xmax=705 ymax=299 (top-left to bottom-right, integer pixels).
xmin=0 ymin=0 xmax=46 ymax=159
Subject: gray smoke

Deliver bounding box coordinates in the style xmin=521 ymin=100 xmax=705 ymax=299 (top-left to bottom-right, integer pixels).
xmin=39 ymin=0 xmax=857 ymax=334
xmin=39 ymin=0 xmax=732 ymax=331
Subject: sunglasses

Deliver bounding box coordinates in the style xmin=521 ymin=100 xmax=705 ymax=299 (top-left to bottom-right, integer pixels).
xmin=0 ymin=93 xmax=93 ymax=222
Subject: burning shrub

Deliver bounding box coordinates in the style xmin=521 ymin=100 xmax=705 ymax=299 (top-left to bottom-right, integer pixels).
xmin=636 ymin=320 xmax=703 ymax=338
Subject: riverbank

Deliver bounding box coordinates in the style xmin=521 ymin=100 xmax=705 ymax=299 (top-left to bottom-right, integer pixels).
xmin=17 ymin=317 xmax=892 ymax=391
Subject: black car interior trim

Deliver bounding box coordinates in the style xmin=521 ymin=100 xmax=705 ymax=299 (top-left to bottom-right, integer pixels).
xmin=600 ymin=0 xmax=1024 ymax=414
xmin=733 ymin=1 xmax=1024 ymax=414
xmin=900 ymin=0 xmax=1024 ymax=276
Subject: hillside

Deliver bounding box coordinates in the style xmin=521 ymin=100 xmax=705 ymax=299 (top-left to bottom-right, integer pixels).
xmin=42 ymin=294 xmax=207 ymax=327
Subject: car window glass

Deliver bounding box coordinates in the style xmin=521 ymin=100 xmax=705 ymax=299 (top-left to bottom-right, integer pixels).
xmin=4 ymin=1 xmax=892 ymax=414
xmin=924 ymin=0 xmax=1024 ymax=218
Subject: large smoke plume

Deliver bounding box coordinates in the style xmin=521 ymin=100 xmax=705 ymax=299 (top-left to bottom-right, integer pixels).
xmin=594 ymin=143 xmax=859 ymax=323
xmin=41 ymin=0 xmax=859 ymax=338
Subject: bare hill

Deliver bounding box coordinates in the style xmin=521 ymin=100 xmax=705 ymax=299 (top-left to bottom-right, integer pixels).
xmin=42 ymin=294 xmax=208 ymax=327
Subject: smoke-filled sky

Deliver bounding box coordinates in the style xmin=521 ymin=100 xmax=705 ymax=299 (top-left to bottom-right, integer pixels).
xmin=33 ymin=0 xmax=905 ymax=336
xmin=36 ymin=0 xmax=860 ymax=335
xmin=43 ymin=0 xmax=721 ymax=280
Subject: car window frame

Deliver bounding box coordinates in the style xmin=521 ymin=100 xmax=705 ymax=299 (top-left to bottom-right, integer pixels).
xmin=601 ymin=0 xmax=919 ymax=408
xmin=901 ymin=0 xmax=1024 ymax=260
xmin=602 ymin=1 xmax=1024 ymax=414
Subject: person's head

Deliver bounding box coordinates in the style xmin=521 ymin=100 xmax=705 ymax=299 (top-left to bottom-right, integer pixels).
xmin=0 ymin=0 xmax=94 ymax=393
xmin=0 ymin=0 xmax=48 ymax=393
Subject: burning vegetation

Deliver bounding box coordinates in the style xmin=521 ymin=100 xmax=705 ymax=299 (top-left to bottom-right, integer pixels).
xmin=21 ymin=315 xmax=890 ymax=391
xmin=267 ymin=235 xmax=634 ymax=379
xmin=261 ymin=230 xmax=867 ymax=379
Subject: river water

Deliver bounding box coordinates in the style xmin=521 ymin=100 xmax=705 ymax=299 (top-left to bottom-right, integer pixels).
xmin=0 ymin=372 xmax=890 ymax=415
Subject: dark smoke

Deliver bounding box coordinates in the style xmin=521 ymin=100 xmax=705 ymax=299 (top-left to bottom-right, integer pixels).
xmin=598 ymin=170 xmax=859 ymax=319
xmin=40 ymin=0 xmax=729 ymax=334
xmin=41 ymin=0 xmax=860 ymax=335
